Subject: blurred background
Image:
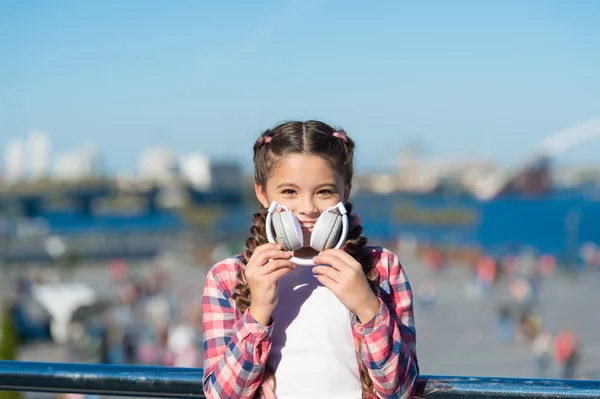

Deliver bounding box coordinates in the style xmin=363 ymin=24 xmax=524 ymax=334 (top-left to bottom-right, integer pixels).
xmin=1 ymin=1 xmax=599 ymax=398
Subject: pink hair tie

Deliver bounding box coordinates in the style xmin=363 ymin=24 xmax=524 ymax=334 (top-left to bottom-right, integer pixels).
xmin=333 ymin=131 xmax=348 ymax=143
xmin=259 ymin=135 xmax=272 ymax=145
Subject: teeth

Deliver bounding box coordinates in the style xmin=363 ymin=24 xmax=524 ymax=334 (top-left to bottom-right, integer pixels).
xmin=301 ymin=223 xmax=314 ymax=228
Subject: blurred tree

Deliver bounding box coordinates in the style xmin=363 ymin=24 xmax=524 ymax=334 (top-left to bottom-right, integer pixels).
xmin=0 ymin=302 xmax=23 ymax=399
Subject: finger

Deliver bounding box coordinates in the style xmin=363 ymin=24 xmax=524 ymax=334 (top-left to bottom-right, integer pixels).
xmin=312 ymin=265 xmax=340 ymax=284
xmin=315 ymin=273 xmax=337 ymax=291
xmin=246 ymin=243 xmax=281 ymax=267
xmin=259 ymin=259 xmax=295 ymax=276
xmin=313 ymin=253 xmax=351 ymax=272
xmin=260 ymin=249 xmax=292 ymax=264
xmin=320 ymin=249 xmax=361 ymax=269
xmin=250 ymin=249 xmax=291 ymax=268
xmin=254 ymin=243 xmax=282 ymax=253
xmin=316 ymin=250 xmax=362 ymax=272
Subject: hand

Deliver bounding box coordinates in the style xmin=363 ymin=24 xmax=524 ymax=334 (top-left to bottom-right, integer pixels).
xmin=245 ymin=243 xmax=295 ymax=325
xmin=313 ymin=249 xmax=380 ymax=324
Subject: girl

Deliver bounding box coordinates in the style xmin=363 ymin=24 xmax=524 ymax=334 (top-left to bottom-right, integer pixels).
xmin=201 ymin=121 xmax=419 ymax=399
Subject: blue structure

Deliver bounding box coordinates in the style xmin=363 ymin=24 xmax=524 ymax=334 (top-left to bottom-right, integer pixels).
xmin=355 ymin=191 xmax=600 ymax=259
xmin=214 ymin=190 xmax=600 ymax=261
xmin=0 ymin=185 xmax=186 ymax=263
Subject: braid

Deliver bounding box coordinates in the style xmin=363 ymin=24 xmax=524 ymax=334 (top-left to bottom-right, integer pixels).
xmin=232 ymin=208 xmax=267 ymax=314
xmin=344 ymin=202 xmax=379 ymax=399
xmin=232 ymin=207 xmax=275 ymax=399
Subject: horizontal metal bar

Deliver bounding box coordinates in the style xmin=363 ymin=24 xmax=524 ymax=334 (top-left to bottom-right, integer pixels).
xmin=0 ymin=360 xmax=599 ymax=398
xmin=0 ymin=361 xmax=205 ymax=398
xmin=416 ymin=376 xmax=600 ymax=398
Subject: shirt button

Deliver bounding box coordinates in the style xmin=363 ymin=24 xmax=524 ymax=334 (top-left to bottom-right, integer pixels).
xmin=356 ymin=326 xmax=363 ymax=333
xmin=258 ymin=328 xmax=265 ymax=334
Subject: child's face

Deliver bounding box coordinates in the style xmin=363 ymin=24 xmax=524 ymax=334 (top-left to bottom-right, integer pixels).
xmin=255 ymin=153 xmax=351 ymax=247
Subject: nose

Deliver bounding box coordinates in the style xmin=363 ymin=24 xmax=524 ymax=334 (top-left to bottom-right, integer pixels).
xmin=297 ymin=196 xmax=319 ymax=218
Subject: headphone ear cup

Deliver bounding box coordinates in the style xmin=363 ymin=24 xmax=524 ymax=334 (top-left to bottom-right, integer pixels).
xmin=324 ymin=215 xmax=343 ymax=249
xmin=273 ymin=210 xmax=303 ymax=251
xmin=272 ymin=211 xmax=293 ymax=251
xmin=310 ymin=212 xmax=342 ymax=252
xmin=281 ymin=211 xmax=303 ymax=250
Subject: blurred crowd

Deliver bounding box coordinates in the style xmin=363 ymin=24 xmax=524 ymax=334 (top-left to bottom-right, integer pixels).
xmin=405 ymin=239 xmax=600 ymax=380
xmin=5 ymin=259 xmax=204 ymax=369
xmin=70 ymin=259 xmax=204 ymax=368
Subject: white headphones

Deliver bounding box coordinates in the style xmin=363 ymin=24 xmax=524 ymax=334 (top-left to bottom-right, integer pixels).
xmin=265 ymin=200 xmax=349 ymax=266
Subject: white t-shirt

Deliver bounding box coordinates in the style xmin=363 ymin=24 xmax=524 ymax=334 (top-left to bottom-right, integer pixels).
xmin=267 ymin=264 xmax=362 ymax=399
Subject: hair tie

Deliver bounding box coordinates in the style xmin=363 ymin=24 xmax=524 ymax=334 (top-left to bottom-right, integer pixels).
xmin=333 ymin=131 xmax=348 ymax=144
xmin=259 ymin=135 xmax=272 ymax=145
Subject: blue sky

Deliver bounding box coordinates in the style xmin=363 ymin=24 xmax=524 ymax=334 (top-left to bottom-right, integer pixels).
xmin=1 ymin=0 xmax=599 ymax=173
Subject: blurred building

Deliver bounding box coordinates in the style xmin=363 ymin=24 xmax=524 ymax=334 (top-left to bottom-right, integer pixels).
xmin=53 ymin=147 xmax=101 ymax=182
xmin=354 ymin=148 xmax=498 ymax=195
xmin=553 ymin=164 xmax=600 ymax=188
xmin=3 ymin=137 xmax=25 ymax=184
xmin=209 ymin=161 xmax=244 ymax=194
xmin=138 ymin=147 xmax=179 ymax=185
xmin=178 ymin=154 xmax=243 ymax=193
xmin=26 ymin=130 xmax=51 ymax=181
xmin=179 ymin=153 xmax=211 ymax=190
xmin=398 ymin=153 xmax=497 ymax=193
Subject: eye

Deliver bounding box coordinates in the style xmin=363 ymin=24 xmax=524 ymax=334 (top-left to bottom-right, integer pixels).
xmin=317 ymin=189 xmax=335 ymax=196
xmin=281 ymin=189 xmax=296 ymax=195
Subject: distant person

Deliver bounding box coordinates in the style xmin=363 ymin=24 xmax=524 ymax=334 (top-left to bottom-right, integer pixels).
xmin=518 ymin=309 xmax=541 ymax=344
xmin=496 ymin=304 xmax=514 ymax=343
xmin=579 ymin=242 xmax=597 ymax=271
xmin=509 ymin=277 xmax=533 ymax=307
xmin=536 ymin=254 xmax=556 ymax=277
xmin=475 ymin=255 xmax=497 ymax=293
xmin=201 ymin=121 xmax=419 ymax=399
xmin=531 ymin=330 xmax=553 ymax=378
xmin=501 ymin=254 xmax=519 ymax=279
xmin=424 ymin=247 xmax=443 ymax=273
xmin=554 ymin=328 xmax=581 ymax=379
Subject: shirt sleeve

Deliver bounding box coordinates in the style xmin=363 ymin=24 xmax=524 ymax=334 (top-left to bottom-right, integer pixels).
xmin=201 ymin=262 xmax=273 ymax=399
xmin=351 ymin=249 xmax=419 ymax=399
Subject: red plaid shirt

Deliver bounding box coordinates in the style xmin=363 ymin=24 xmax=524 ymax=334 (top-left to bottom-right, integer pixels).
xmin=201 ymin=246 xmax=419 ymax=398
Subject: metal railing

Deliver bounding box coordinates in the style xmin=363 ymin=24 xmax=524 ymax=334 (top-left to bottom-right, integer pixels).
xmin=1 ymin=360 xmax=599 ymax=398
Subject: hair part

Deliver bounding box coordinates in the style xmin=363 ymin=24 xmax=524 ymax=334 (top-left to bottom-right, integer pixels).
xmin=253 ymin=120 xmax=355 ymax=188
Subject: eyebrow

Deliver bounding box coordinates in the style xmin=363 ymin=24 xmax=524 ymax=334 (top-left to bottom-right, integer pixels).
xmin=276 ymin=182 xmax=338 ymax=189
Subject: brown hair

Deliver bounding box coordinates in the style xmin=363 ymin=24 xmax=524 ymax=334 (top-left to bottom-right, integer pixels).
xmin=231 ymin=120 xmax=379 ymax=399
